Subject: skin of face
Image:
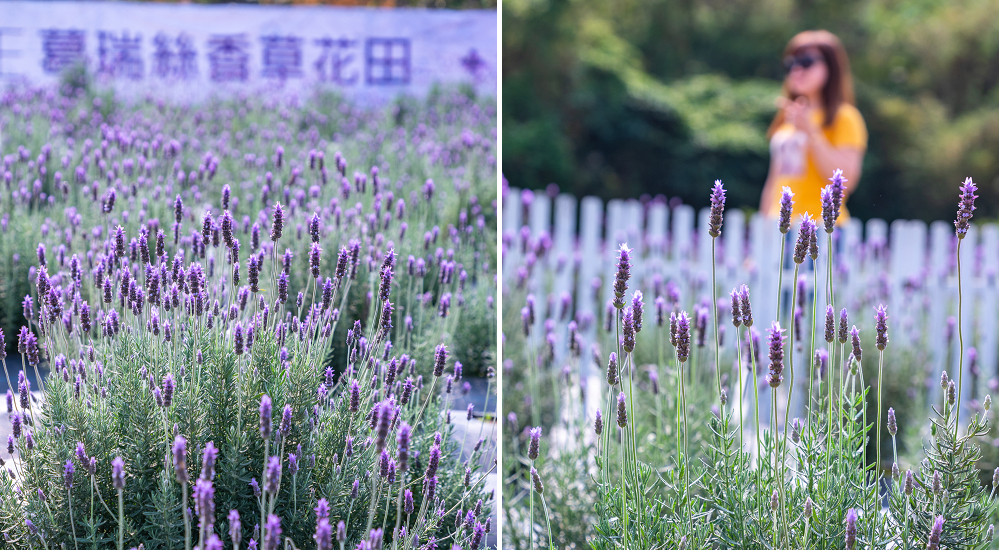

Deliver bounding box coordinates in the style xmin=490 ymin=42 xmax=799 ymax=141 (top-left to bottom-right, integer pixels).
xmin=786 ymin=46 xmax=828 ymax=101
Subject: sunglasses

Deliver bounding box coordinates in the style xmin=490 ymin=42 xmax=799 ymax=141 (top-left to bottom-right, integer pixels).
xmin=783 ymin=53 xmax=824 ymax=72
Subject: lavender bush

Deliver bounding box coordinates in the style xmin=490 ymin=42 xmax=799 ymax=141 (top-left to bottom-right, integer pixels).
xmin=0 ymin=81 xmax=497 ymax=549
xmin=502 ymin=175 xmax=997 ymax=548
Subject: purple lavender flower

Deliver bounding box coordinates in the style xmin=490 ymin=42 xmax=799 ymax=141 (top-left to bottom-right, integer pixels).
xmin=314 ymin=517 xmax=332 ymax=550
xmin=606 ymin=352 xmax=618 ymax=386
xmin=850 ymin=326 xmax=862 ymax=364
xmin=676 ymin=312 xmax=691 ymax=363
xmin=708 ymin=180 xmax=726 ymax=238
xmin=793 ymin=215 xmax=815 ymax=264
xmin=433 ymin=344 xmax=447 ymax=377
xmin=265 ymin=456 xmax=280 ymax=494
xmin=767 ymin=321 xmax=785 ymax=388
xmin=194 ymin=478 xmax=215 ymax=527
xmin=595 ymin=410 xmax=603 ymax=435
xmin=270 ymin=203 xmax=284 ymax=242
xmin=612 ymin=244 xmax=631 ymax=309
xmin=426 ymin=443 xmax=440 ymax=479
xmin=162 ymin=373 xmax=175 ymax=408
xmin=112 ymin=456 xmax=125 ymax=490
xmin=874 ymin=304 xmax=888 ymax=351
xmin=954 ymin=177 xmax=977 ymax=239
xmin=173 ymin=435 xmax=188 ymax=483
xmin=64 ymin=460 xmax=75 ymax=489
xmin=778 ymin=187 xmax=794 ymax=234
xmin=616 ymin=392 xmax=627 ymax=427
xmin=739 ymin=285 xmax=753 ymax=327
xmin=838 ymin=308 xmax=849 ymax=344
xmin=228 ymin=510 xmax=242 ymax=546
xmin=280 ymin=404 xmax=293 ymax=439
xmin=655 ymin=296 xmax=667 ymax=327
xmin=820 ymin=185 xmax=837 ymax=233
xmin=200 ymin=441 xmax=219 ymax=481
xmin=264 ymin=514 xmax=281 ymax=550
xmin=926 ymin=515 xmax=944 ymax=550
xmin=844 ymin=508 xmax=857 ymax=550
xmin=527 ymin=427 xmax=541 ymax=460
xmin=530 ymin=466 xmax=544 ymax=494
xmin=260 ymin=395 xmax=272 ymax=439
xmin=730 ymin=289 xmax=742 ymax=327
xmin=631 ymin=290 xmax=643 ymax=333
xmin=375 ymin=401 xmax=392 ymax=454
xmin=622 ymin=309 xmax=636 ymax=353
xmin=397 ymin=423 xmax=411 ymax=472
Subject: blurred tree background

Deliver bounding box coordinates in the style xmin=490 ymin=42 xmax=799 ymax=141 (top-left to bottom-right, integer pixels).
xmin=502 ymin=0 xmax=998 ymax=222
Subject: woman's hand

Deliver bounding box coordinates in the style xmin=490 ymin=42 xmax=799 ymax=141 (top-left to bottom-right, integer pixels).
xmin=779 ymin=96 xmax=818 ymax=136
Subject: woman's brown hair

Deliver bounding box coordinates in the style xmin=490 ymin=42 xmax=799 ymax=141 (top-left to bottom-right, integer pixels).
xmin=766 ymin=30 xmax=856 ymax=139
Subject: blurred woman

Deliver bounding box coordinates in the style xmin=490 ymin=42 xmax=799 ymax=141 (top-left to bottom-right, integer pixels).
xmin=760 ymin=30 xmax=867 ymax=223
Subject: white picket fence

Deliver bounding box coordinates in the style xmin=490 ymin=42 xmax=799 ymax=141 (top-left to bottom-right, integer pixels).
xmin=502 ymin=188 xmax=999 ymax=431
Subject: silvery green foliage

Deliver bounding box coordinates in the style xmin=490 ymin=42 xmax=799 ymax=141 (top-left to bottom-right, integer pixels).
xmin=0 ymin=83 xmax=497 ymax=549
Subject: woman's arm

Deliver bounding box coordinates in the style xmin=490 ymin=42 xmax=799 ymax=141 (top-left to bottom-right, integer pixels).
xmin=784 ymin=99 xmax=864 ymax=192
xmin=804 ymin=127 xmax=863 ymax=192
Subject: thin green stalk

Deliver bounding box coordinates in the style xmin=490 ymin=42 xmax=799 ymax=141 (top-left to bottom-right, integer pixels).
xmin=775 ymin=235 xmax=787 ymax=323
xmin=260 ymin=438 xmax=268 ymax=545
xmin=712 ymin=238 xmax=722 ymax=403
xmin=540 ymin=495 xmax=555 ymax=550
xmin=620 ymin=425 xmax=627 ymax=546
xmin=734 ymin=326 xmax=745 ymax=465
xmin=679 ymin=352 xmax=691 ymax=534
xmin=117 ymin=488 xmax=124 ymax=550
xmin=748 ymin=332 xmax=762 ymax=488
xmin=876 ymin=348 xmax=885 ymax=509
xmin=954 ymin=239 xmax=964 ymax=439
xmin=68 ymin=489 xmax=80 ymax=550
xmin=182 ymin=482 xmax=190 ymax=550
xmin=807 ymin=262 xmax=818 ymax=444
xmin=529 ymin=458 xmax=535 ymax=550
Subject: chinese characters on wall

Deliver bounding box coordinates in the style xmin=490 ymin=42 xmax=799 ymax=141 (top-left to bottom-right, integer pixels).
xmin=12 ymin=28 xmax=423 ymax=86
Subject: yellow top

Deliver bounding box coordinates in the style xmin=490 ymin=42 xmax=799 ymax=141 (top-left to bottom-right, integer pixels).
xmin=764 ymin=103 xmax=867 ymax=222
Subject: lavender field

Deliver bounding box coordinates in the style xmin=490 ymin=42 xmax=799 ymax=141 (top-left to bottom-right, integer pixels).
xmin=502 ymin=176 xmax=999 ymax=549
xmin=0 ymin=81 xmax=497 ymax=550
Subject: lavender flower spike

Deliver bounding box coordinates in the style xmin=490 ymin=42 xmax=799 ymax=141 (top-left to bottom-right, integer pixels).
xmin=527 ymin=427 xmax=541 ymax=460
xmin=676 ymin=312 xmax=691 ymax=363
xmin=173 ymin=435 xmax=188 ymax=483
xmin=708 ymin=180 xmax=725 ymax=238
xmin=874 ymin=304 xmax=888 ymax=350
xmin=778 ymin=187 xmax=794 ymax=234
xmin=730 ymin=288 xmax=741 ymax=328
xmin=926 ymin=516 xmax=944 ymax=550
xmin=612 ymin=244 xmax=631 ymax=309
xmin=270 ymin=203 xmax=284 ymax=242
xmin=767 ymin=321 xmax=784 ymax=388
xmin=793 ymin=215 xmax=814 ymax=264
xmin=844 ymin=508 xmax=857 ymax=550
xmin=850 ymin=326 xmax=862 ymax=364
xmin=631 ymin=290 xmax=643 ymax=334
xmin=112 ymin=456 xmax=125 ymax=490
xmin=820 ymin=185 xmax=837 ymax=234
xmin=739 ymin=285 xmax=753 ymax=327
xmin=260 ymin=395 xmax=272 ymax=440
xmin=824 ymin=305 xmax=835 ymax=343
xmin=954 ymin=177 xmax=977 ymax=239
xmin=606 ymin=352 xmax=618 ymax=386
xmin=616 ymin=392 xmax=627 ymax=427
